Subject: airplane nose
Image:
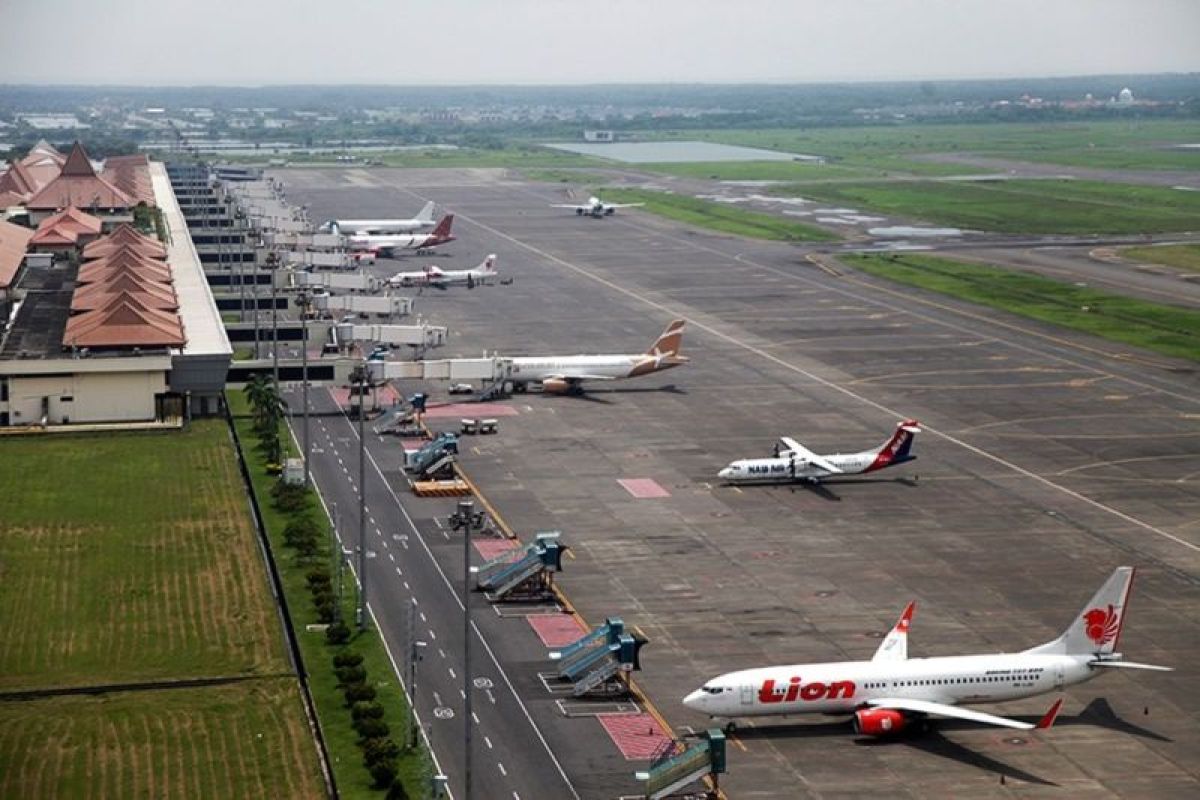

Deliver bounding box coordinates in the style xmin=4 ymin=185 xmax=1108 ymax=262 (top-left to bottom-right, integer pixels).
xmin=718 ymin=467 xmax=734 ymax=480
xmin=682 ymin=689 xmax=705 ymax=710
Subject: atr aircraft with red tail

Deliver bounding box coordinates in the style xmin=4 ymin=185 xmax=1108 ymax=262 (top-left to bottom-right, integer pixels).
xmin=684 ymin=567 xmax=1170 ymax=735
xmin=718 ymin=420 xmax=920 ymax=484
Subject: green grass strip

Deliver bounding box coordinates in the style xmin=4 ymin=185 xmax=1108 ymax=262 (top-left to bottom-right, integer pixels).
xmin=842 ymin=253 xmax=1200 ymax=363
xmin=601 ymin=187 xmax=836 ymax=242
xmin=229 ymin=392 xmax=433 ymax=798
xmin=1121 ymin=244 xmax=1200 ymax=275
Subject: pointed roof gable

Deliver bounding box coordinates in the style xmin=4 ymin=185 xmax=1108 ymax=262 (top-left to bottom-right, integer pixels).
xmin=27 ymin=139 xmax=65 ymax=163
xmin=38 ymin=206 xmax=103 ymax=235
xmin=71 ymin=283 xmax=178 ymax=313
xmin=82 ymin=223 xmax=166 ymax=260
xmin=0 ymin=160 xmax=37 ymax=198
xmin=61 ymin=142 xmax=98 ymax=177
xmin=77 ymin=250 xmax=173 ymax=284
xmin=26 ymin=142 xmax=133 ymax=211
xmin=20 ymin=140 xmax=66 ymax=191
xmin=63 ymin=298 xmax=185 ymax=348
xmin=0 ymin=218 xmax=34 ymax=289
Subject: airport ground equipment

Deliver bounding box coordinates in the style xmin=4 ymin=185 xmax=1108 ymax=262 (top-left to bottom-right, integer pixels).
xmin=412 ymin=479 xmax=471 ymax=497
xmin=316 ymin=294 xmax=414 ymax=318
xmin=374 ymin=404 xmax=421 ymax=436
xmin=474 ymin=531 xmax=566 ymax=602
xmin=405 ymin=432 xmax=459 ymax=479
xmin=636 ymin=730 xmax=726 ymax=800
xmin=550 ymin=617 xmax=647 ymax=697
xmin=459 ymin=418 xmax=498 ymax=435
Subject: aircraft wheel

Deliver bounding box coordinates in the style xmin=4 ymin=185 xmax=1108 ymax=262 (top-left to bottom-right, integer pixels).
xmin=723 ymin=721 xmax=737 ymax=734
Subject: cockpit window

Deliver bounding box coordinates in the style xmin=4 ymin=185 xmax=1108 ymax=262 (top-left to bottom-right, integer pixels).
xmin=701 ymin=685 xmax=723 ymax=694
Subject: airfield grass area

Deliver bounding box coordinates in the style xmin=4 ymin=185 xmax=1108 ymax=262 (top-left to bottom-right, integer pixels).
xmin=0 ymin=678 xmax=324 ymax=800
xmin=0 ymin=421 xmax=288 ymax=690
xmin=1121 ymin=243 xmax=1200 ymax=274
xmin=227 ymin=391 xmax=432 ymax=799
xmin=676 ymin=120 xmax=1200 ymax=172
xmin=636 ymin=159 xmax=882 ymax=182
xmin=601 ymin=187 xmax=835 ymax=241
xmin=842 ymin=253 xmax=1200 ymax=363
xmin=783 ymin=178 xmax=1200 ymax=234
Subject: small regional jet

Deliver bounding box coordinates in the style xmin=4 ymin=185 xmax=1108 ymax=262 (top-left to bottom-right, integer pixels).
xmin=718 ymin=419 xmax=920 ymax=484
xmin=510 ymin=319 xmax=688 ymax=394
xmin=684 ymin=567 xmax=1170 ymax=736
xmin=348 ymin=214 xmax=455 ymax=257
xmin=389 ymin=254 xmax=498 ymax=290
xmin=552 ymin=195 xmax=645 ymax=217
xmin=318 ymin=201 xmax=437 ymax=235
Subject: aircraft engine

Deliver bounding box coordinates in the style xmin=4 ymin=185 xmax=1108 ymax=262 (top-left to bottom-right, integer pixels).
xmin=541 ymin=378 xmax=571 ymax=393
xmin=853 ymin=708 xmax=907 ymax=736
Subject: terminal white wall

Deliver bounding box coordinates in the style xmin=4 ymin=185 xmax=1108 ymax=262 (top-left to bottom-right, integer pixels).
xmin=6 ymin=369 xmax=167 ymax=424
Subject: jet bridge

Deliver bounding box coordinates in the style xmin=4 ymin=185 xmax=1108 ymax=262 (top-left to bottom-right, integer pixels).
xmin=290 ymin=270 xmax=383 ymax=293
xmin=366 ymin=357 xmax=512 ymax=386
xmin=474 ymin=531 xmax=566 ymax=602
xmin=281 ymin=249 xmax=356 ymax=269
xmin=550 ymin=617 xmax=646 ymax=697
xmin=636 ymin=730 xmax=727 ymax=800
xmin=336 ymin=322 xmax=447 ymax=350
xmin=316 ymin=294 xmax=413 ymax=318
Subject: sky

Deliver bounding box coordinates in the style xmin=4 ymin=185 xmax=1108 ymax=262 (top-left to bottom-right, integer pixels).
xmin=1 ymin=0 xmax=1197 ymax=86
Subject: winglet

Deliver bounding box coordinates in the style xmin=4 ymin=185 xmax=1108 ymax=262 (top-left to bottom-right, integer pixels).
xmin=1035 ymin=698 xmax=1064 ymax=730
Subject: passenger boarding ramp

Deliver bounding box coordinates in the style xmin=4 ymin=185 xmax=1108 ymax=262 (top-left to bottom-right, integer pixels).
xmin=290 ymin=270 xmax=384 ymax=293
xmin=474 ymin=531 xmax=566 ymax=602
xmin=336 ymin=323 xmax=447 ymax=352
xmin=316 ymin=294 xmax=414 ymax=318
xmin=550 ymin=617 xmax=647 ymax=697
xmin=636 ymin=730 xmax=727 ymax=800
xmin=404 ymin=432 xmax=459 ymax=480
xmin=367 ymin=357 xmax=513 ymax=393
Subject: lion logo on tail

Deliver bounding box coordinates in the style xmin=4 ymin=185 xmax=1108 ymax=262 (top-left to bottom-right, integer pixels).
xmin=1083 ymin=605 xmax=1120 ymax=647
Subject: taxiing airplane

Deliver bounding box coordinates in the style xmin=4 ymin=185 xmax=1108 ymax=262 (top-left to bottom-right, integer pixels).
xmin=319 ymin=201 xmax=437 ymax=235
xmin=389 ymin=254 xmax=498 ymax=290
xmin=510 ymin=319 xmax=688 ymax=393
xmin=718 ymin=419 xmax=920 ymax=484
xmin=348 ymin=214 xmax=455 ymax=257
xmin=552 ymin=195 xmax=645 ymax=217
xmin=684 ymin=567 xmax=1170 ymax=736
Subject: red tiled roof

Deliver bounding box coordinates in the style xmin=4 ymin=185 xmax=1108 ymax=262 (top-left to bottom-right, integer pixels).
xmin=71 ymin=282 xmax=178 ymax=313
xmin=82 ymin=223 xmax=166 ymax=260
xmin=101 ymin=155 xmax=155 ymax=207
xmin=29 ymin=206 xmax=104 ymax=248
xmin=63 ymin=299 xmax=185 ymax=348
xmin=26 ymin=142 xmax=133 ymax=211
xmin=0 ymin=218 xmax=34 ymax=289
xmin=77 ymin=250 xmax=173 ymax=284
xmin=20 ymin=140 xmax=65 ymax=190
xmin=29 ymin=226 xmax=80 ymax=247
xmin=0 ymin=160 xmax=38 ymax=201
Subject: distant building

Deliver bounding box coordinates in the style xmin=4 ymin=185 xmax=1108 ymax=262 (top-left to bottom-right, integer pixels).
xmin=584 ymin=130 xmax=615 ymax=143
xmin=1118 ymin=87 xmax=1134 ymax=105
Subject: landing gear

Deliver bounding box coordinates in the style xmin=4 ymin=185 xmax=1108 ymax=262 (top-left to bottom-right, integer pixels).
xmin=723 ymin=720 xmax=738 ymax=734
xmin=513 ymin=382 xmax=528 ymax=394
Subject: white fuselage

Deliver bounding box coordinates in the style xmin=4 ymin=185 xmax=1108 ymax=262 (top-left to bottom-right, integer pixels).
xmin=684 ymin=653 xmax=1097 ymax=719
xmin=720 ymin=448 xmax=881 ymax=483
xmin=328 ymin=218 xmax=434 ymax=235
xmin=510 ymin=353 xmax=679 ymax=384
xmin=350 ymin=231 xmax=441 ymax=252
xmin=391 ymin=268 xmax=494 ymax=288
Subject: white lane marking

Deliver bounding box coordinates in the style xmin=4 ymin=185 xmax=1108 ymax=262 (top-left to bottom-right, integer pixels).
xmin=388 ymin=552 xmax=395 ymax=562
xmin=486 ymin=689 xmax=496 ymax=704
xmin=403 ymin=581 xmax=410 ymax=591
xmin=429 ymin=629 xmax=437 ymax=640
xmin=497 ymin=762 xmax=507 ymax=777
xmin=420 ymin=612 xmax=427 ymax=623
xmin=484 ymin=736 xmax=493 ymax=749
xmin=448 ymin=667 xmax=456 ymax=679
xmin=438 ymin=202 xmax=1200 ymax=556
xmin=438 ymin=648 xmax=446 ymax=659
xmin=472 ymin=712 xmax=480 ymax=725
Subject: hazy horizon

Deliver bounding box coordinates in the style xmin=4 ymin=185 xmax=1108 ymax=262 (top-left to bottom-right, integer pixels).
xmin=2 ymin=0 xmax=1198 ymax=87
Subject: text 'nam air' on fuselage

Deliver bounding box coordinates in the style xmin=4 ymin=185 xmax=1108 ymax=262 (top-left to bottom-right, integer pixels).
xmin=509 ymin=319 xmax=688 ymax=394
xmin=683 ymin=567 xmax=1171 ymax=737
xmin=319 ymin=201 xmax=438 ymax=235
xmin=719 ymin=420 xmax=920 ymax=484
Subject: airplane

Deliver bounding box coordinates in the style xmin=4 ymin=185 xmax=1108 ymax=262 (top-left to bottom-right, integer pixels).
xmin=389 ymin=254 xmax=498 ymax=290
xmin=718 ymin=419 xmax=920 ymax=485
xmin=318 ymin=201 xmax=437 ymax=235
xmin=551 ymin=195 xmax=645 ymax=218
xmin=683 ymin=566 xmax=1170 ymax=737
xmin=509 ymin=319 xmax=688 ymax=394
xmin=347 ymin=214 xmax=455 ymax=257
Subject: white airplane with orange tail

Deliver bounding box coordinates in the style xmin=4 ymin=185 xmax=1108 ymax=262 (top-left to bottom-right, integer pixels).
xmin=348 ymin=213 xmax=455 ymax=257
xmin=684 ymin=567 xmax=1170 ymax=736
xmin=718 ymin=420 xmax=920 ymax=484
xmin=509 ymin=319 xmax=688 ymax=394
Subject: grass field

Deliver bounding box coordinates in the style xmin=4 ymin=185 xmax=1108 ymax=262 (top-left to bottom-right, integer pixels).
xmin=636 ymin=160 xmax=882 ymax=182
xmin=781 ymin=178 xmax=1200 ymax=234
xmin=841 ymin=253 xmax=1200 ymax=363
xmin=228 ymin=392 xmax=432 ymax=798
xmin=670 ymin=120 xmax=1200 ymax=173
xmin=600 ymin=187 xmax=836 ymax=241
xmin=0 ymin=678 xmax=323 ymax=799
xmin=1121 ymin=243 xmax=1200 ymax=274
xmin=0 ymin=422 xmax=288 ymax=691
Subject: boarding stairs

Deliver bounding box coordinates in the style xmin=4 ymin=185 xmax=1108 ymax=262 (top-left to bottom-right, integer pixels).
xmin=636 ymin=730 xmax=727 ymax=800
xmin=475 ymin=532 xmax=566 ymax=601
xmin=551 ymin=617 xmax=646 ymax=697
xmin=405 ymin=432 xmax=459 ymax=478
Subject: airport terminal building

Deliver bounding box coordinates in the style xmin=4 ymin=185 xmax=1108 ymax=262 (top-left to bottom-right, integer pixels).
xmin=0 ymin=143 xmax=231 ymax=427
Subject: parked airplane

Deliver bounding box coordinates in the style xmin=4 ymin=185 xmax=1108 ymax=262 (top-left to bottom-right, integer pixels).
xmin=348 ymin=214 xmax=455 ymax=257
xmin=684 ymin=567 xmax=1169 ymax=736
xmin=389 ymin=254 xmax=498 ymax=289
xmin=718 ymin=420 xmax=920 ymax=484
xmin=510 ymin=319 xmax=688 ymax=393
xmin=319 ymin=201 xmax=437 ymax=235
xmin=552 ymin=195 xmax=645 ymax=217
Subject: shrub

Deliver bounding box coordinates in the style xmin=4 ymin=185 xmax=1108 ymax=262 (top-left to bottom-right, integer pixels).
xmin=336 ymin=665 xmax=367 ymax=686
xmin=351 ymin=701 xmax=385 ymax=721
xmin=386 ymin=779 xmax=410 ymax=800
xmin=306 ymin=567 xmax=331 ymax=587
xmin=334 ymin=652 xmax=364 ymax=669
xmin=315 ymin=598 xmax=337 ymax=624
xmin=368 ymin=760 xmax=397 ymax=789
xmin=326 ymin=622 xmax=351 ymax=645
xmin=344 ymin=684 xmax=377 ymax=704
xmin=354 ymin=717 xmax=390 ymax=740
xmin=362 ymin=736 xmax=401 ymax=765
xmin=284 ymin=515 xmax=322 ymax=549
xmin=271 ymin=481 xmax=312 ymax=513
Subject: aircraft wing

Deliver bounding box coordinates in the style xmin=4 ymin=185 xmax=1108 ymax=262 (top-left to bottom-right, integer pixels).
xmin=550 ymin=204 xmax=583 ymax=209
xmin=606 ymin=202 xmax=645 ymax=209
xmin=547 ymin=373 xmax=616 ymax=382
xmin=866 ymin=697 xmax=1062 ymax=731
xmin=779 ymin=437 xmax=843 ymax=474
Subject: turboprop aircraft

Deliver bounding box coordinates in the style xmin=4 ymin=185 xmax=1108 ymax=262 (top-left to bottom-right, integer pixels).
xmin=551 ymin=195 xmax=645 ymax=217
xmin=509 ymin=319 xmax=688 ymax=394
xmin=718 ymin=420 xmax=920 ymax=484
xmin=683 ymin=567 xmax=1170 ymax=736
xmin=389 ymin=254 xmax=498 ymax=289
xmin=348 ymin=214 xmax=455 ymax=256
xmin=318 ymin=201 xmax=436 ymax=234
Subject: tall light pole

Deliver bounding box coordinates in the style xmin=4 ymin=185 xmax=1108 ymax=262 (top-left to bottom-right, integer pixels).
xmin=300 ymin=290 xmax=310 ymax=487
xmin=355 ymin=363 xmax=368 ymax=631
xmin=450 ymin=499 xmax=477 ymax=799
xmin=407 ymin=598 xmax=424 ymax=750
xmin=268 ymin=250 xmax=280 ymax=389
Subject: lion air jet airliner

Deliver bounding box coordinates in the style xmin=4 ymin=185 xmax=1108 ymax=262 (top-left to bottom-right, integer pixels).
xmin=509 ymin=319 xmax=688 ymax=394
xmin=684 ymin=567 xmax=1170 ymax=735
xmin=718 ymin=420 xmax=920 ymax=484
